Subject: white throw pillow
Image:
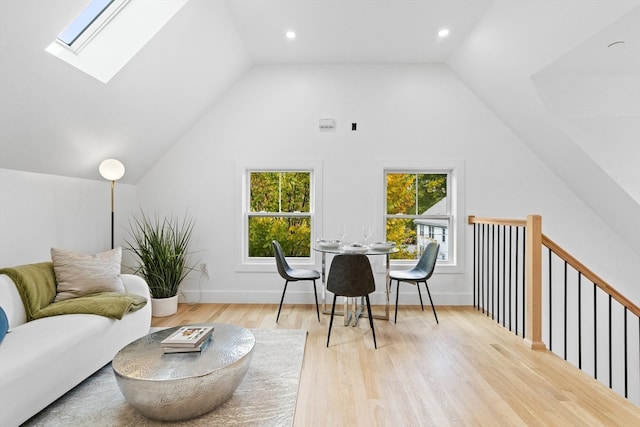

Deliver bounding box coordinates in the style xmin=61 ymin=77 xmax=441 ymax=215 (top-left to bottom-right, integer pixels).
xmin=51 ymin=247 xmax=125 ymax=302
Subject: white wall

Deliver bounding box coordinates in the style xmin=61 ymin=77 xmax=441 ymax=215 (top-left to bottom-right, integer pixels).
xmin=136 ymin=64 xmax=640 ymax=307
xmin=0 ymin=168 xmax=136 ymax=266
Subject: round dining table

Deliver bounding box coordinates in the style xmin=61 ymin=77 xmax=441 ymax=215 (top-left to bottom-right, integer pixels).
xmin=313 ymin=243 xmax=399 ymax=326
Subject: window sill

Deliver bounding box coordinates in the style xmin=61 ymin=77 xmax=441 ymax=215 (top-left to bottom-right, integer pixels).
xmin=373 ymin=259 xmax=463 ymax=275
xmin=235 ymin=258 xmax=318 ymax=273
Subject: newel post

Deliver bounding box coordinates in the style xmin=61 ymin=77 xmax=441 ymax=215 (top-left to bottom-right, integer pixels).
xmin=524 ymin=215 xmax=546 ymax=350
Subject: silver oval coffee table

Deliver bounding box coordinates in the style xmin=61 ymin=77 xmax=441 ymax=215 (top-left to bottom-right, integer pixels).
xmin=112 ymin=323 xmax=255 ymax=422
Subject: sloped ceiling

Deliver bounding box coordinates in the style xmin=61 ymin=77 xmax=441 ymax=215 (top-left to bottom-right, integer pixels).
xmin=0 ymin=0 xmax=638 ymax=223
xmin=0 ymin=0 xmax=491 ymax=184
xmin=0 ymin=0 xmax=251 ymax=184
xmin=533 ymin=7 xmax=640 ymax=204
xmin=448 ymin=1 xmax=640 ymax=253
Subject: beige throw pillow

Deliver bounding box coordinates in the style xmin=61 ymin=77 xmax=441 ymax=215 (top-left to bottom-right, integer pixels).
xmin=51 ymin=247 xmax=125 ymax=302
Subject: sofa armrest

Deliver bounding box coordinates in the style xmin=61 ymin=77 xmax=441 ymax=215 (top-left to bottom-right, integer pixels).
xmin=121 ymin=274 xmax=151 ymax=300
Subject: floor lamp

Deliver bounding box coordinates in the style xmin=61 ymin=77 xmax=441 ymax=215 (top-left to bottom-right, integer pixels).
xmin=99 ymin=159 xmax=125 ymax=249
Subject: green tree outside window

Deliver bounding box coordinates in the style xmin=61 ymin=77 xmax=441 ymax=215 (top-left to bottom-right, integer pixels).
xmin=386 ymin=173 xmax=447 ymax=260
xmin=248 ymin=171 xmax=312 ymax=257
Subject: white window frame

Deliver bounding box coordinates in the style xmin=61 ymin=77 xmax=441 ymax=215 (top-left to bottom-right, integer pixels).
xmin=235 ymin=160 xmax=323 ymax=272
xmin=378 ymin=160 xmax=464 ymax=274
xmin=56 ymin=0 xmax=130 ymax=53
xmin=45 ymin=0 xmax=188 ymax=84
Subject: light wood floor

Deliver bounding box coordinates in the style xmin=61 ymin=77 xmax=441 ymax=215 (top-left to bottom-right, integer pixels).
xmin=152 ymin=304 xmax=640 ymax=426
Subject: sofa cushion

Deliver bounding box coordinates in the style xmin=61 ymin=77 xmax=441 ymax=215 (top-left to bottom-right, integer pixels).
xmin=51 ymin=247 xmax=125 ymax=302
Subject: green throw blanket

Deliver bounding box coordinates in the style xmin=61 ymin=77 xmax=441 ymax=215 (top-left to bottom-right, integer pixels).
xmin=0 ymin=262 xmax=147 ymax=321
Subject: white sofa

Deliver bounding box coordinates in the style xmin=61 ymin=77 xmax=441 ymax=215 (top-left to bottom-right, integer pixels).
xmin=0 ymin=272 xmax=152 ymax=427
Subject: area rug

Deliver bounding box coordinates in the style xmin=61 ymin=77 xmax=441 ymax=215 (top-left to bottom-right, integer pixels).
xmin=24 ymin=329 xmax=307 ymax=427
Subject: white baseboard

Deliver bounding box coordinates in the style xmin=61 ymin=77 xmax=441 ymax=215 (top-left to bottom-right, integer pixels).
xmin=179 ymin=289 xmax=473 ymax=306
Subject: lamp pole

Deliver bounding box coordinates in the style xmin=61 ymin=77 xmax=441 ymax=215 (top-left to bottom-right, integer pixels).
xmin=109 ymin=179 xmax=116 ymax=249
xmin=99 ymin=159 xmax=125 ymax=249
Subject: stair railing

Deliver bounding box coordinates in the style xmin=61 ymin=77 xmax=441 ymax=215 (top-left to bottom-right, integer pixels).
xmin=469 ymin=215 xmax=640 ymax=404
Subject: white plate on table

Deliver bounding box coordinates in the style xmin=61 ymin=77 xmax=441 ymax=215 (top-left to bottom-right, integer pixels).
xmin=317 ymin=239 xmax=340 ymax=250
xmin=341 ymin=245 xmax=369 ymax=254
xmin=370 ymin=241 xmax=396 ymax=251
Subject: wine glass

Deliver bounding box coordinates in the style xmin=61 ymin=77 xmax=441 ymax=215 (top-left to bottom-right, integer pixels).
xmin=337 ymin=224 xmax=347 ymax=243
xmin=362 ymin=224 xmax=373 ymax=245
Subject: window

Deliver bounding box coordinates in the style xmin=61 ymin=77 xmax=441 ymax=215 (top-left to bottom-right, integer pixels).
xmin=56 ymin=0 xmax=129 ymax=52
xmin=385 ymin=171 xmax=452 ymax=262
xmin=46 ymin=0 xmax=188 ymax=83
xmin=247 ymin=171 xmax=313 ymax=258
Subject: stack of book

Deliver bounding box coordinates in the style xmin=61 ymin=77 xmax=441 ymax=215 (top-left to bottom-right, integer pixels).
xmin=160 ymin=326 xmax=214 ymax=353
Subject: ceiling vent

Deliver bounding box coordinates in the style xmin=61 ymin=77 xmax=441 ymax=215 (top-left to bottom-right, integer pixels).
xmin=319 ymin=119 xmax=336 ymax=132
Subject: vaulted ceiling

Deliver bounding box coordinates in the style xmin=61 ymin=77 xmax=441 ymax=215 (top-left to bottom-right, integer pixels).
xmin=1 ymin=1 xmax=638 ymax=210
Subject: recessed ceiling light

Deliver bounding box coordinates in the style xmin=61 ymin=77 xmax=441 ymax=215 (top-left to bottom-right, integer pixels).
xmin=438 ymin=28 xmax=450 ymax=38
xmin=286 ymin=30 xmax=296 ymax=40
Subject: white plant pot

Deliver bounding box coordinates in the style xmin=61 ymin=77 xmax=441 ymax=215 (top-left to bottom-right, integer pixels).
xmin=151 ymin=294 xmax=178 ymax=317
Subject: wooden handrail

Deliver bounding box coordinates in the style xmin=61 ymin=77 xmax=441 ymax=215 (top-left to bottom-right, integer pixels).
xmin=468 ymin=215 xmax=526 ymax=227
xmin=542 ymin=234 xmax=640 ymax=318
xmin=469 ymin=214 xmax=640 ymax=322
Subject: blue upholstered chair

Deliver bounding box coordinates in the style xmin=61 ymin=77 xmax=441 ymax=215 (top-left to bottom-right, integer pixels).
xmin=272 ymin=240 xmax=321 ymax=323
xmin=326 ymin=254 xmax=377 ymax=349
xmin=389 ymin=240 xmax=440 ymax=323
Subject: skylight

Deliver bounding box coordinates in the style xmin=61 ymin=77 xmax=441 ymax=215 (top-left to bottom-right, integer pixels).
xmin=56 ymin=0 xmax=130 ymax=54
xmin=46 ymin=0 xmax=189 ymax=83
xmin=57 ymin=0 xmax=116 ymax=47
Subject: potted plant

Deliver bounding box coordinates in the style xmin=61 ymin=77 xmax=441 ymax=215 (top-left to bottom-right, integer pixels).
xmin=125 ymin=210 xmax=196 ymax=317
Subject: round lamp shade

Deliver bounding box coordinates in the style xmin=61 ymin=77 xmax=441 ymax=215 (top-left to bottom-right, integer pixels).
xmin=99 ymin=159 xmax=125 ymax=181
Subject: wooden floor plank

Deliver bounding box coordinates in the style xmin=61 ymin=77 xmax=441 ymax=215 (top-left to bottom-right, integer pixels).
xmin=152 ymin=304 xmax=640 ymax=426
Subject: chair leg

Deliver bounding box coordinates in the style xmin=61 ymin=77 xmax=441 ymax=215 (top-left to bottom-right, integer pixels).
xmin=327 ymin=295 xmax=337 ymax=347
xmin=394 ymin=280 xmax=400 ymax=323
xmin=365 ymin=294 xmax=377 ymax=349
xmin=416 ymin=282 xmax=424 ymax=311
xmin=312 ymin=280 xmax=320 ymax=322
xmin=424 ymin=281 xmax=439 ymax=324
xmin=276 ymin=280 xmax=289 ymax=323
